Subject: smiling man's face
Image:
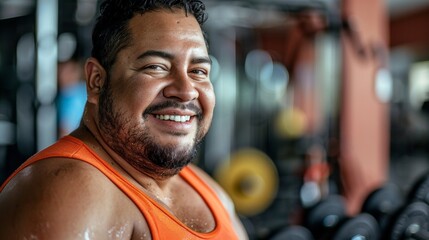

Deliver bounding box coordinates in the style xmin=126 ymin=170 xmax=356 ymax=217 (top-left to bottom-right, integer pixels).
xmin=97 ymin=9 xmax=215 ymax=176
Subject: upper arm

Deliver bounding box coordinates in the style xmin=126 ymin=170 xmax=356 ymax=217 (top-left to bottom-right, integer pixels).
xmin=189 ymin=164 xmax=249 ymax=240
xmin=0 ymin=158 xmax=134 ymax=240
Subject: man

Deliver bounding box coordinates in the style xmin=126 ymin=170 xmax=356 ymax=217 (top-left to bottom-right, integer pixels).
xmin=0 ymin=0 xmax=248 ymax=239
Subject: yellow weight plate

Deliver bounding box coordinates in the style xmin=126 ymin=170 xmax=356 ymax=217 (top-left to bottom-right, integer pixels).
xmin=275 ymin=108 xmax=307 ymax=138
xmin=214 ymin=148 xmax=279 ymax=216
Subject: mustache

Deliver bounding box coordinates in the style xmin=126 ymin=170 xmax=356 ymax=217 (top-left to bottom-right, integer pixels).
xmin=144 ymin=100 xmax=203 ymax=119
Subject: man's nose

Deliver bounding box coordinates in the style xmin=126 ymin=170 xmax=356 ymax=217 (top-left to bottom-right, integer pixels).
xmin=163 ymin=71 xmax=199 ymax=102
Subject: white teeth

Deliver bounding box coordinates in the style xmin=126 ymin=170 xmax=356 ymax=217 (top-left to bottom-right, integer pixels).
xmin=156 ymin=115 xmax=191 ymax=122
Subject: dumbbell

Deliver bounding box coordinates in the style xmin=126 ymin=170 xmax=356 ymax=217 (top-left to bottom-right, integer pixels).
xmin=387 ymin=201 xmax=429 ymax=240
xmin=304 ymin=194 xmax=347 ymax=239
xmin=407 ymin=173 xmax=429 ymax=204
xmin=361 ymin=184 xmax=404 ymax=231
xmin=332 ymin=213 xmax=380 ymax=240
xmin=270 ymin=225 xmax=315 ymax=240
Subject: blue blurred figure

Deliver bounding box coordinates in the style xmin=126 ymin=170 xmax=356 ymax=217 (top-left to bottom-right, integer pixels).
xmin=57 ymin=56 xmax=86 ymax=137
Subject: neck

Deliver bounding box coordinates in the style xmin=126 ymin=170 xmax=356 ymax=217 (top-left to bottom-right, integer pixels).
xmin=71 ymin=118 xmax=178 ymax=190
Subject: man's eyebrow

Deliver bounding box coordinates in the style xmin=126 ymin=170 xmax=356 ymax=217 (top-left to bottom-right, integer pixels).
xmin=191 ymin=56 xmax=212 ymax=65
xmin=137 ymin=50 xmax=212 ymax=65
xmin=137 ymin=50 xmax=174 ymax=60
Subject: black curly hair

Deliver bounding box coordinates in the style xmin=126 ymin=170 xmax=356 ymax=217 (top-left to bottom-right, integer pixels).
xmin=91 ymin=0 xmax=208 ymax=73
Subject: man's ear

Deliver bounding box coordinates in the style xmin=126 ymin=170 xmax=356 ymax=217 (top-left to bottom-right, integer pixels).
xmin=85 ymin=57 xmax=107 ymax=104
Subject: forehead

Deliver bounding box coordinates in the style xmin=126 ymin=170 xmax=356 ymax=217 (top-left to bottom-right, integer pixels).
xmin=127 ymin=9 xmax=206 ymax=50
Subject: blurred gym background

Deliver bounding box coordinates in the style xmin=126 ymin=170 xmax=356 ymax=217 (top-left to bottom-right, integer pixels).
xmin=2 ymin=0 xmax=429 ymax=239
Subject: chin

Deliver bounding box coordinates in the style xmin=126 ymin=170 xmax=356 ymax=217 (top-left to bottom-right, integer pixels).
xmin=158 ymin=134 xmax=196 ymax=147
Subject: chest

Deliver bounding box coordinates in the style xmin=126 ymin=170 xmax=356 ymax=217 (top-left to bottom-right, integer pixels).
xmin=116 ymin=185 xmax=218 ymax=240
xmin=154 ymin=178 xmax=217 ymax=233
xmin=170 ymin=189 xmax=216 ymax=233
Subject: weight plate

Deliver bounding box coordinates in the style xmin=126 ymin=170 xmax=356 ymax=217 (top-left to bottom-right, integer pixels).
xmin=214 ymin=148 xmax=279 ymax=216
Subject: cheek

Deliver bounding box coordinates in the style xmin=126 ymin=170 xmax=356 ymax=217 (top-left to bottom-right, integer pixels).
xmin=114 ymin=80 xmax=161 ymax=113
xmin=197 ymin=86 xmax=215 ymax=138
xmin=199 ymin=84 xmax=216 ymax=117
xmin=115 ymin=86 xmax=141 ymax=111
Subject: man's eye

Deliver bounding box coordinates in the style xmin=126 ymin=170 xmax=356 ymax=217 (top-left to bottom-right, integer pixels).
xmin=191 ymin=69 xmax=208 ymax=75
xmin=144 ymin=65 xmax=165 ymax=71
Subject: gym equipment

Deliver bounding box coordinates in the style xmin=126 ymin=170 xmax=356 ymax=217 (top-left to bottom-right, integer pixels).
xmin=214 ymin=148 xmax=279 ymax=216
xmin=361 ymin=184 xmax=404 ymax=231
xmin=270 ymin=225 xmax=314 ymax=240
xmin=407 ymin=173 xmax=429 ymax=205
xmin=304 ymin=194 xmax=347 ymax=239
xmin=300 ymin=181 xmax=323 ymax=208
xmin=300 ymin=144 xmax=331 ymax=208
xmin=332 ymin=213 xmax=380 ymax=240
xmin=388 ymin=201 xmax=429 ymax=240
xmin=275 ymin=108 xmax=308 ymax=139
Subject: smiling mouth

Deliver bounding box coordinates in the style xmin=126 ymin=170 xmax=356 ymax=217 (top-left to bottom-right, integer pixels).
xmin=155 ymin=114 xmax=191 ymax=123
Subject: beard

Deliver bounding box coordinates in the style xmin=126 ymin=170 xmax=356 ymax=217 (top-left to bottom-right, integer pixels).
xmin=97 ymin=79 xmax=205 ymax=177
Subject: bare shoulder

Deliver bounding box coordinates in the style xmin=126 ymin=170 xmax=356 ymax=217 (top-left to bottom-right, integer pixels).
xmin=188 ymin=164 xmax=249 ymax=240
xmin=0 ymin=158 xmax=148 ymax=239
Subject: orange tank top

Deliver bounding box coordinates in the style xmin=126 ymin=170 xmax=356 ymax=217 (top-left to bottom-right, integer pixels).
xmin=0 ymin=136 xmax=239 ymax=240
